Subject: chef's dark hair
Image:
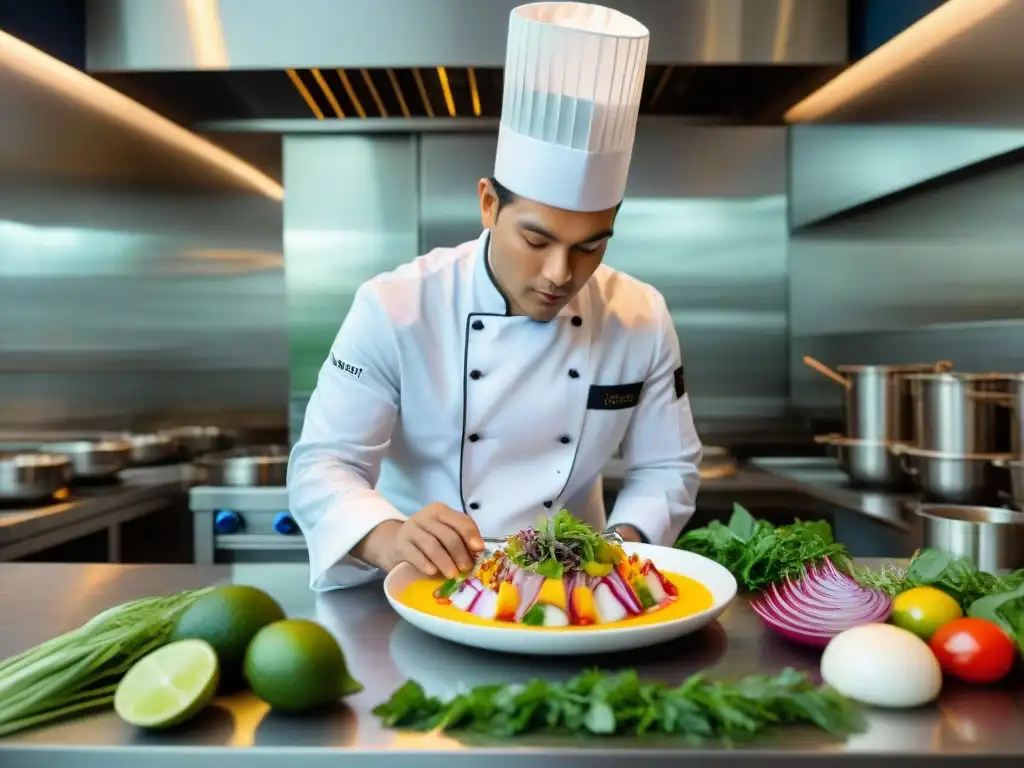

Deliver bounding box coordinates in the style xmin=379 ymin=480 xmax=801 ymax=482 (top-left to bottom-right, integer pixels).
xmin=487 ymin=177 xmax=518 ymax=219
xmin=488 ymin=176 xmax=622 ymax=219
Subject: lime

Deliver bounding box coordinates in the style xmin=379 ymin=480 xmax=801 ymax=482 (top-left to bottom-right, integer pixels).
xmin=171 ymin=585 xmax=285 ymax=689
xmin=114 ymin=639 xmax=219 ymax=729
xmin=244 ymin=619 xmax=363 ymax=712
xmin=891 ymin=586 xmax=963 ymax=640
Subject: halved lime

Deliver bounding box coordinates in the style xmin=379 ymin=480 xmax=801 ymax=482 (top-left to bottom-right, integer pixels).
xmin=114 ymin=639 xmax=220 ymax=729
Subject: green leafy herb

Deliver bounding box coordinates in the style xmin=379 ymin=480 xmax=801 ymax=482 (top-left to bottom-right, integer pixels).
xmin=506 ymin=509 xmax=607 ymax=578
xmin=852 ymin=548 xmax=1024 ymax=610
xmin=0 ymin=588 xmax=211 ymax=737
xmin=966 ymin=583 xmax=1024 ymax=653
xmin=372 ymin=667 xmax=863 ymax=743
xmin=674 ymin=504 xmax=852 ymax=591
xmin=521 ymin=605 xmax=545 ymax=627
xmin=436 ymin=576 xmax=466 ymax=599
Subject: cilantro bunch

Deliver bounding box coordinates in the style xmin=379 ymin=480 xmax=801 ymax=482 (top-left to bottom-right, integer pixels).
xmin=675 ymin=504 xmax=852 ymax=592
xmin=373 ymin=667 xmax=863 ymax=742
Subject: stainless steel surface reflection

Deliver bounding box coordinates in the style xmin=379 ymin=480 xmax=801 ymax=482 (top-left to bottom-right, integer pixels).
xmin=908 ymin=373 xmax=1015 ymax=455
xmin=913 ymin=503 xmax=1024 ymax=572
xmin=3 ymin=562 xmax=1024 ymax=765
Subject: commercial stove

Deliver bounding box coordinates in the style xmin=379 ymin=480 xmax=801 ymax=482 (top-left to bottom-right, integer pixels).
xmin=188 ymin=447 xmax=307 ymax=564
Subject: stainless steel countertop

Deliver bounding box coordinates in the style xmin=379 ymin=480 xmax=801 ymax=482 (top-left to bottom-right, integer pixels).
xmin=749 ymin=457 xmax=916 ymax=532
xmin=0 ymin=464 xmax=191 ymax=547
xmin=2 ymin=561 xmax=1023 ymax=767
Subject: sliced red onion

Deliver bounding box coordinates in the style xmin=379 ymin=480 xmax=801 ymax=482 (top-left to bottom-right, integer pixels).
xmin=510 ymin=567 xmax=546 ymax=621
xmin=750 ymin=558 xmax=892 ymax=648
xmin=469 ymin=589 xmax=498 ymax=619
xmin=599 ymin=570 xmax=642 ymax=615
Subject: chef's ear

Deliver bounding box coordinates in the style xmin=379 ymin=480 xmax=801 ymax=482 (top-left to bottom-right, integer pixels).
xmin=478 ymin=177 xmax=498 ymax=229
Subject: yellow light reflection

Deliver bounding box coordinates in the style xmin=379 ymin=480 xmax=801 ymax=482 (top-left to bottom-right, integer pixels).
xmin=0 ymin=30 xmax=283 ymax=200
xmin=786 ymin=0 xmax=1013 ymax=122
xmin=286 ymin=68 xmax=324 ymax=119
xmin=467 ymin=67 xmax=481 ymax=117
xmin=184 ymin=0 xmax=228 ymax=68
xmin=311 ymin=68 xmax=345 ymax=118
xmin=386 ymin=68 xmax=412 ymax=118
xmin=337 ymin=69 xmax=368 ymax=119
xmin=436 ymin=66 xmax=457 ymax=117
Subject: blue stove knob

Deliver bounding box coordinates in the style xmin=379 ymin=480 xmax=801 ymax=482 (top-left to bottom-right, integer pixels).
xmin=214 ymin=510 xmax=243 ymax=534
xmin=273 ymin=512 xmax=298 ymax=535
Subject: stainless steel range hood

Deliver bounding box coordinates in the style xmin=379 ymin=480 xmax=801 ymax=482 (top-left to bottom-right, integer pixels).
xmin=786 ymin=0 xmax=1024 ymax=124
xmin=87 ymin=0 xmax=849 ymax=70
xmin=83 ymin=0 xmax=850 ymax=128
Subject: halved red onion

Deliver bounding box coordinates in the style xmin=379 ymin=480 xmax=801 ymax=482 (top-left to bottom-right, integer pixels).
xmin=750 ymin=557 xmax=892 ymax=648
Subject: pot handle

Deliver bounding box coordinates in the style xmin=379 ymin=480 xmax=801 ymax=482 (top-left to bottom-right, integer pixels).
xmin=889 ymin=443 xmax=918 ymax=476
xmin=813 ymin=433 xmax=842 ymax=445
xmin=966 ymin=391 xmax=1015 ymax=406
xmin=934 ymin=360 xmax=954 ymax=372
xmin=802 ymin=356 xmax=851 ymax=389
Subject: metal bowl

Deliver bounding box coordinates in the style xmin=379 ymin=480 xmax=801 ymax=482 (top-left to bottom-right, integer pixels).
xmin=0 ymin=451 xmax=73 ymax=503
xmin=157 ymin=426 xmax=233 ymax=458
xmin=911 ymin=502 xmax=1024 ymax=572
xmin=194 ymin=445 xmax=289 ymax=487
xmin=101 ymin=432 xmax=178 ymax=466
xmin=41 ymin=439 xmax=132 ymax=480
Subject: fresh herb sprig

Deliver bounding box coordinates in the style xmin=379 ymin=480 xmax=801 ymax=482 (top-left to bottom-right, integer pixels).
xmin=674 ymin=504 xmax=852 ymax=592
xmin=506 ymin=509 xmax=606 ymax=579
xmin=373 ymin=667 xmax=863 ymax=743
xmin=853 ymin=548 xmax=1024 ymax=610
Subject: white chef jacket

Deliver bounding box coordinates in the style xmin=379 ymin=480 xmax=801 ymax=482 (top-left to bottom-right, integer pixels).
xmin=288 ymin=230 xmax=703 ymax=591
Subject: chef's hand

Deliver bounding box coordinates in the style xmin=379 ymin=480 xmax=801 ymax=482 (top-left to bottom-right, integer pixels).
xmin=355 ymin=503 xmax=485 ymax=579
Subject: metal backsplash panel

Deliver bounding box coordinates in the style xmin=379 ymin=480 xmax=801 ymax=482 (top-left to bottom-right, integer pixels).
xmin=790 ymin=144 xmax=1024 ymax=413
xmin=284 ymin=135 xmax=419 ymax=443
xmin=0 ymin=184 xmax=287 ymax=431
xmin=419 ymin=124 xmax=790 ymax=428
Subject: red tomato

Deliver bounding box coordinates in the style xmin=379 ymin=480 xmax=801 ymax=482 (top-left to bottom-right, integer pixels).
xmin=928 ymin=617 xmax=1016 ymax=684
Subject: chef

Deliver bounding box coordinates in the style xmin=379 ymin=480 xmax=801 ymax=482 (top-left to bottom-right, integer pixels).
xmin=288 ymin=1 xmax=703 ymax=591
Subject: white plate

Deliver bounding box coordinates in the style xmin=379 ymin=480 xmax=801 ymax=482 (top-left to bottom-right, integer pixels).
xmin=382 ymin=543 xmax=738 ymax=655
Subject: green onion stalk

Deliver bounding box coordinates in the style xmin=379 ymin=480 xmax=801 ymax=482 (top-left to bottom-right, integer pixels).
xmin=0 ymin=588 xmax=211 ymax=737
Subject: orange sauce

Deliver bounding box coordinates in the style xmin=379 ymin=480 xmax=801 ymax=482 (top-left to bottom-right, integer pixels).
xmin=397 ymin=571 xmax=713 ymax=631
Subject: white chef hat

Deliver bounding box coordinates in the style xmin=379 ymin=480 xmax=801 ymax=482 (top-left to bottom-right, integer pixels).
xmin=493 ymin=2 xmax=650 ymax=213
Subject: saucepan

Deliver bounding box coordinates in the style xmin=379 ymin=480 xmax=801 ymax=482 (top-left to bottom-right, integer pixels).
xmin=910 ymin=502 xmax=1024 ymax=572
xmin=906 ymin=372 xmax=1017 ymax=455
xmin=0 ymin=451 xmax=73 ymax=503
xmin=814 ymin=433 xmax=911 ymax=490
xmin=803 ymin=357 xmax=953 ymax=443
xmin=964 ymin=374 xmax=1024 ymax=456
xmin=890 ymin=444 xmax=1013 ymax=506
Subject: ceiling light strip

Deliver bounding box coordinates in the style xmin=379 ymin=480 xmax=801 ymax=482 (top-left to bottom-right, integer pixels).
xmin=467 ymin=67 xmax=482 ymax=117
xmin=361 ymin=70 xmax=388 ymax=118
xmin=0 ymin=29 xmax=282 ymax=200
xmin=311 ymin=67 xmax=345 ymax=118
xmin=286 ymin=68 xmax=324 ymax=119
xmin=786 ymin=0 xmax=1012 ymax=122
xmin=386 ymin=68 xmax=412 ymax=118
xmin=411 ymin=68 xmax=435 ymax=117
xmin=436 ymin=66 xmax=457 ymax=117
xmin=337 ymin=69 xmax=367 ymax=119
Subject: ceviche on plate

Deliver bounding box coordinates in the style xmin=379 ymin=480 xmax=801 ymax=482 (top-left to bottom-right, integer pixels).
xmin=437 ymin=511 xmax=681 ymax=627
xmin=383 ymin=511 xmax=738 ymax=655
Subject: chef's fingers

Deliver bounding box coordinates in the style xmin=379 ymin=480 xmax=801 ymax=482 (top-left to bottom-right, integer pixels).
xmin=409 ymin=527 xmax=460 ymax=580
xmin=400 ymin=540 xmax=438 ymax=577
xmin=437 ymin=508 xmax=486 ymax=551
xmin=420 ymin=517 xmax=474 ymax=573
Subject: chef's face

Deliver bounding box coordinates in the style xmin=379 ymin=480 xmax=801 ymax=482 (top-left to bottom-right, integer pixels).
xmin=478 ymin=179 xmax=616 ymax=321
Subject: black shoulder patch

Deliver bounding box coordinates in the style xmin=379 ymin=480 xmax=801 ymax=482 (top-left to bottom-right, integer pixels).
xmin=674 ymin=365 xmax=686 ymax=399
xmin=330 ymin=353 xmax=364 ymax=379
xmin=587 ymin=382 xmax=644 ymax=410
